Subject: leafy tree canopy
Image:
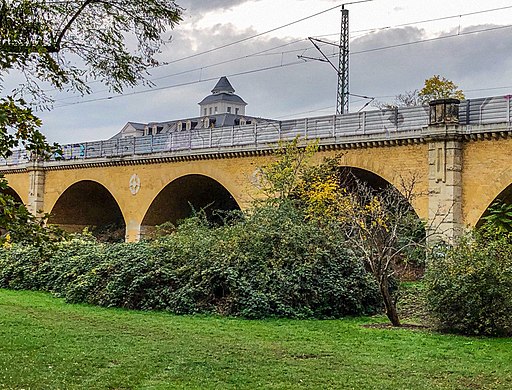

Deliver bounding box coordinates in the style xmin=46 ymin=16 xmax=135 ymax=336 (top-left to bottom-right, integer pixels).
xmin=418 ymin=75 xmax=465 ymax=104
xmin=1 ymin=0 xmax=183 ymax=98
xmin=375 ymin=75 xmax=465 ymax=109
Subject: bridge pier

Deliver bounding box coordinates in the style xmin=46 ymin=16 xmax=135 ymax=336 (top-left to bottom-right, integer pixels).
xmin=126 ymin=221 xmax=143 ymax=243
xmin=427 ymin=99 xmax=463 ymax=243
xmin=27 ymin=159 xmax=46 ymax=217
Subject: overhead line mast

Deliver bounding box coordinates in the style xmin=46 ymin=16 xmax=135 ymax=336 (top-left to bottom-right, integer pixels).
xmin=338 ymin=6 xmax=349 ymax=115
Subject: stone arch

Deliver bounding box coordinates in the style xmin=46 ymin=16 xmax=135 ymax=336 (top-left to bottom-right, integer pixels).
xmin=337 ymin=165 xmax=423 ymax=220
xmin=1 ymin=187 xmax=23 ymax=204
xmin=141 ymin=174 xmax=241 ymax=232
xmin=48 ymin=180 xmax=126 ymax=241
xmin=475 ymin=182 xmax=512 ymax=227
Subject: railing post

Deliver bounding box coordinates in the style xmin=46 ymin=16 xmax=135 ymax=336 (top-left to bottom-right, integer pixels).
xmin=304 ymin=118 xmax=308 ymax=139
xmin=278 ymin=121 xmax=282 ymax=140
xmin=464 ymin=99 xmax=470 ymax=125
xmin=231 ymin=126 xmax=234 ymax=146
xmin=254 ymin=123 xmax=257 ymax=146
xmin=507 ymin=95 xmax=511 ymax=124
xmin=189 ymin=130 xmax=192 ymax=150
xmin=332 ymin=115 xmax=336 ymax=137
xmin=209 ymin=127 xmax=213 ymax=148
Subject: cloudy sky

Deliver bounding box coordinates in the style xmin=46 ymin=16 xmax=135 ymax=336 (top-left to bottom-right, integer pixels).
xmin=10 ymin=0 xmax=512 ymax=143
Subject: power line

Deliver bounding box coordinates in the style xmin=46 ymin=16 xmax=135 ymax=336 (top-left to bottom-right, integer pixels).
xmin=351 ymin=24 xmax=512 ymax=55
xmin=316 ymin=4 xmax=512 ymax=38
xmin=46 ymin=3 xmax=510 ymax=99
xmin=54 ymin=60 xmax=307 ymax=108
xmin=53 ymin=23 xmax=512 ymax=108
xmin=42 ymin=3 xmax=350 ymax=94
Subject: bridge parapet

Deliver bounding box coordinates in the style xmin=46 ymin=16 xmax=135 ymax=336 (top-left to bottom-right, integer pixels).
xmin=0 ymin=95 xmax=510 ymax=171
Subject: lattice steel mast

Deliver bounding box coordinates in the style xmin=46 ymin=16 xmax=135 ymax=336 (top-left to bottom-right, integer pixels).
xmin=337 ymin=6 xmax=349 ymax=115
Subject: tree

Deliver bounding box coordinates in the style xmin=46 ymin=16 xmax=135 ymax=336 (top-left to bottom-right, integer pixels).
xmin=297 ymin=161 xmax=424 ymax=326
xmin=1 ymin=0 xmax=182 ymax=98
xmin=260 ymin=142 xmax=426 ymax=326
xmin=0 ymin=0 xmax=183 ymax=242
xmin=374 ymin=90 xmax=420 ymax=110
xmin=418 ymin=75 xmax=465 ymax=104
xmin=374 ymin=75 xmax=465 ymax=109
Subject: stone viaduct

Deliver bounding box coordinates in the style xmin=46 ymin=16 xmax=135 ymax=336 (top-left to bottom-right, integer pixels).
xmin=1 ymin=96 xmax=511 ymax=242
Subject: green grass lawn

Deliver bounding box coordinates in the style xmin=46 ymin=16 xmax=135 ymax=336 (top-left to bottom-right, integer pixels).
xmin=0 ymin=289 xmax=511 ymax=390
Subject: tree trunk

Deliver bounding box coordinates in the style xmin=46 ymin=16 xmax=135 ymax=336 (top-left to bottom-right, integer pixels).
xmin=380 ymin=279 xmax=401 ymax=327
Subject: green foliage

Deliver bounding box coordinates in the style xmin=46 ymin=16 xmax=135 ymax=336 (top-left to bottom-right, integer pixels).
xmin=258 ymin=136 xmax=318 ymax=200
xmin=425 ymin=226 xmax=512 ymax=336
xmin=482 ymin=200 xmax=512 ymax=233
xmin=0 ymin=97 xmax=60 ymax=159
xmin=418 ymin=75 xmax=465 ymax=104
xmin=1 ymin=0 xmax=183 ymax=97
xmin=0 ymin=205 xmax=381 ymax=319
xmin=0 ymin=178 xmax=65 ymax=246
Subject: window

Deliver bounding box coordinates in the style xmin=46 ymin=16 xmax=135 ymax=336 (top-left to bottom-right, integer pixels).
xmin=235 ymin=108 xmax=239 ymax=115
xmin=214 ymin=106 xmax=218 ymax=114
xmin=209 ymin=107 xmax=212 ymax=115
xmin=204 ymin=108 xmax=207 ymax=116
xmin=147 ymin=127 xmax=153 ymax=135
xmin=227 ymin=106 xmax=231 ymax=113
xmin=177 ymin=121 xmax=183 ymax=131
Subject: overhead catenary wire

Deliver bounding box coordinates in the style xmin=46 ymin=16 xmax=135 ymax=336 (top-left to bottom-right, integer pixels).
xmin=53 ymin=22 xmax=512 ymax=108
xmin=46 ymin=3 xmax=512 ymax=100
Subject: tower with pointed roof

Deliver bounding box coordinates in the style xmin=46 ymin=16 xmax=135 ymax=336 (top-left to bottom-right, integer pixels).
xmin=198 ymin=76 xmax=247 ymax=117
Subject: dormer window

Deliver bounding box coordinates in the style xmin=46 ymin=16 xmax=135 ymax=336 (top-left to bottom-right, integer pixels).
xmin=177 ymin=121 xmax=183 ymax=131
xmin=240 ymin=118 xmax=246 ymax=126
xmin=203 ymin=117 xmax=210 ymax=128
xmin=186 ymin=120 xmax=192 ymax=131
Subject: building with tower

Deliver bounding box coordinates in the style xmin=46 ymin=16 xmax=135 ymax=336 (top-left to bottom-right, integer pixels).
xmin=113 ymin=76 xmax=274 ymax=139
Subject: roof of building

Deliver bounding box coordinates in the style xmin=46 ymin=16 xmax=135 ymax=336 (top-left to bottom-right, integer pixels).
xmin=212 ymin=76 xmax=235 ymax=94
xmin=198 ymin=93 xmax=247 ymax=106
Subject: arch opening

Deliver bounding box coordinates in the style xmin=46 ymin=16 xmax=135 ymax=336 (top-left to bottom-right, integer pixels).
xmin=48 ymin=180 xmax=125 ymax=242
xmin=477 ymin=183 xmax=512 ymax=228
xmin=142 ymin=174 xmax=241 ymax=233
xmin=338 ymin=167 xmax=391 ymax=192
xmin=337 ymin=166 xmax=425 ymax=280
xmin=1 ymin=187 xmax=23 ymax=205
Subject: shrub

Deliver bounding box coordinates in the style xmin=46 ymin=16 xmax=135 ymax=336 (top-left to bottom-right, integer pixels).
xmin=425 ymin=226 xmax=512 ymax=336
xmin=0 ymin=203 xmax=381 ymax=319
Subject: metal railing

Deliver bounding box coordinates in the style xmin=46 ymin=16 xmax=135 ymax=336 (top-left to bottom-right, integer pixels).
xmin=1 ymin=95 xmax=511 ymax=167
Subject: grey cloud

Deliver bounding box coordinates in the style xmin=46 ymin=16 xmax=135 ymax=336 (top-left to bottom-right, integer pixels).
xmin=178 ymin=0 xmax=261 ymax=13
